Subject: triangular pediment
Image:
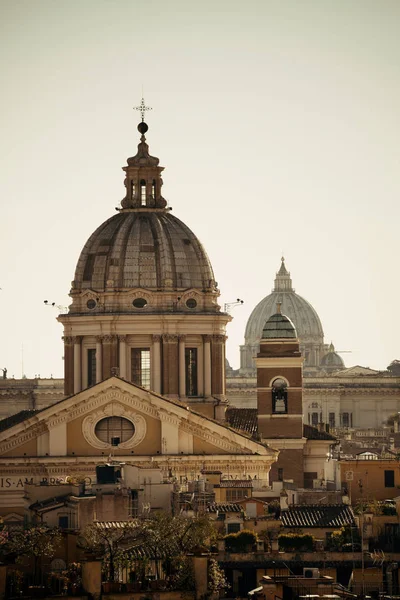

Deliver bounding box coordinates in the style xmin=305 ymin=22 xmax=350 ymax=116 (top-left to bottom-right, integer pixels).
xmin=0 ymin=378 xmax=274 ymax=458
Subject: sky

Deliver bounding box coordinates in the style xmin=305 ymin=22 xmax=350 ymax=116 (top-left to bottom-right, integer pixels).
xmin=0 ymin=0 xmax=399 ymax=379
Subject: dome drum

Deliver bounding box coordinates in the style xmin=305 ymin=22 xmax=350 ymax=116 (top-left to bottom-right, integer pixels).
xmin=68 ymin=287 xmax=221 ymax=315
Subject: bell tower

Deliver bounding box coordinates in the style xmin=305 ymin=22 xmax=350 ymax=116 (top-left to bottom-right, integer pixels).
xmin=256 ymin=303 xmax=305 ymax=486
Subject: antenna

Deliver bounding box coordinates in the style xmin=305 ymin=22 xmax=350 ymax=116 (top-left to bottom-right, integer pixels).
xmin=44 ymin=300 xmax=68 ymax=313
xmin=224 ymin=298 xmax=244 ymax=314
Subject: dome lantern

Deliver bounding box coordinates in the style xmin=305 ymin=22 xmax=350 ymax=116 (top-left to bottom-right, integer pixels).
xmin=121 ymin=111 xmax=167 ymax=210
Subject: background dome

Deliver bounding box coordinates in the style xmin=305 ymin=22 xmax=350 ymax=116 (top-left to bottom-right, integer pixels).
xmin=240 ymin=259 xmax=325 ymax=375
xmin=320 ymin=343 xmax=345 ymax=370
xmin=72 ymin=211 xmax=216 ymax=292
xmin=244 ymin=259 xmax=323 ymax=345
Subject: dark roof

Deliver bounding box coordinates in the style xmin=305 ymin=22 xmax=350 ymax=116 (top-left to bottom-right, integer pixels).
xmin=207 ymin=503 xmax=242 ymax=513
xmin=29 ymin=494 xmax=73 ymax=511
xmin=0 ymin=410 xmax=38 ymax=433
xmin=226 ymin=408 xmax=258 ymax=435
xmin=226 ymin=409 xmax=336 ymax=442
xmin=281 ymin=505 xmax=356 ymax=528
xmin=303 ymin=424 xmax=337 ymax=441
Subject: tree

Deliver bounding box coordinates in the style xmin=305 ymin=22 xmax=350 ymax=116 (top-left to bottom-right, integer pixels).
xmin=9 ymin=526 xmax=62 ymax=583
xmin=79 ymin=514 xmax=217 ymax=585
xmin=78 ymin=522 xmax=141 ymax=582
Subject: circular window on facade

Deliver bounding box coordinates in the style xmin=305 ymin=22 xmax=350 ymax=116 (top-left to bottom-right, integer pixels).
xmin=132 ymin=298 xmax=147 ymax=308
xmin=186 ymin=298 xmax=197 ymax=309
xmin=95 ymin=417 xmax=135 ymax=445
xmin=87 ymin=299 xmax=97 ymax=310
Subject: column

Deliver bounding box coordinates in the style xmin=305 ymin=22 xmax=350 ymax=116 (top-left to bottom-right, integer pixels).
xmin=211 ymin=335 xmax=225 ymax=396
xmin=179 ymin=335 xmax=186 ymax=398
xmin=162 ymin=334 xmax=179 ymax=397
xmin=152 ymin=335 xmax=161 ymax=394
xmin=203 ymin=335 xmax=211 ymax=397
xmin=95 ymin=336 xmax=103 ymax=383
xmin=63 ymin=336 xmax=74 ymax=396
xmin=119 ymin=335 xmax=127 ymax=379
xmin=73 ymin=336 xmax=82 ymax=394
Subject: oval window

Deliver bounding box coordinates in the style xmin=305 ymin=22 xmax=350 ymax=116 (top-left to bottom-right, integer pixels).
xmin=95 ymin=417 xmax=135 ymax=445
xmin=186 ymin=298 xmax=197 ymax=309
xmin=133 ymin=298 xmax=147 ymax=308
xmin=87 ymin=299 xmax=97 ymax=310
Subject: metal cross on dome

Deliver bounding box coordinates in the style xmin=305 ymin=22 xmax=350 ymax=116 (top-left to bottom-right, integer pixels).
xmin=134 ymin=97 xmax=152 ymax=122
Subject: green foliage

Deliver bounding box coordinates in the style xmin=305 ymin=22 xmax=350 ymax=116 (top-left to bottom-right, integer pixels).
xmin=224 ymin=529 xmax=257 ymax=552
xmin=8 ymin=525 xmax=62 ymax=582
xmin=79 ymin=514 xmax=216 ymax=584
xmin=163 ymin=554 xmax=195 ymax=591
xmin=278 ymin=533 xmax=315 ymax=552
xmin=327 ymin=526 xmax=361 ymax=551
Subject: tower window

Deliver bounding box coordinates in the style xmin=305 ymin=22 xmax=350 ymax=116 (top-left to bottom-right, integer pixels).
xmin=152 ymin=179 xmax=156 ymax=197
xmin=131 ymin=181 xmax=135 ymax=199
xmin=131 ymin=348 xmax=151 ymax=389
xmin=272 ymin=378 xmax=288 ymax=414
xmin=311 ymin=412 xmax=318 ymax=427
xmin=185 ymin=348 xmax=198 ymax=396
xmin=140 ymin=179 xmax=146 ymax=206
xmin=87 ymin=349 xmax=96 ymax=387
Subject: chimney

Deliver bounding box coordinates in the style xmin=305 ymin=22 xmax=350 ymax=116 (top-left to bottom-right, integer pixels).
xmin=280 ymin=488 xmax=289 ymax=511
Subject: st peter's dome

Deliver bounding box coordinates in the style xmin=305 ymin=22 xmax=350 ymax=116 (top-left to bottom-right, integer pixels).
xmin=240 ymin=258 xmax=325 ymax=375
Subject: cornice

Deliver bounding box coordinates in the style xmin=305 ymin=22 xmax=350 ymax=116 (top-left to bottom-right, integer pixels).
xmin=0 ymin=422 xmax=48 ymax=455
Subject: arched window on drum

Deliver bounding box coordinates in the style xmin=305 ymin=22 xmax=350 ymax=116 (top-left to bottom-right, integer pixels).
xmin=272 ymin=378 xmax=288 ymax=414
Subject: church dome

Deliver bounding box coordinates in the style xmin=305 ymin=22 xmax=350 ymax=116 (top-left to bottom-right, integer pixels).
xmin=240 ymin=258 xmax=325 ymax=374
xmin=72 ymin=211 xmax=215 ymax=293
xmin=320 ymin=343 xmax=345 ymax=370
xmin=69 ymin=117 xmax=219 ymax=314
xmin=245 ymin=258 xmax=323 ymax=345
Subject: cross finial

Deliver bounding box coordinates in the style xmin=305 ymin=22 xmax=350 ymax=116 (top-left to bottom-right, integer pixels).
xmin=134 ymin=97 xmax=152 ymax=122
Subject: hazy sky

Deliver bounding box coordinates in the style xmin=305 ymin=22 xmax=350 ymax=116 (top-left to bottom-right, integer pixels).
xmin=1 ymin=0 xmax=399 ymax=379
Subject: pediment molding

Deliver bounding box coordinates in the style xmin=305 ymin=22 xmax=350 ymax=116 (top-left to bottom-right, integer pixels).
xmin=0 ymin=422 xmax=48 ymax=455
xmin=0 ymin=379 xmax=272 ymax=457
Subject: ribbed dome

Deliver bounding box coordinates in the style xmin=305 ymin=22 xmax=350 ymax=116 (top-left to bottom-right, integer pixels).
xmin=262 ymin=311 xmax=297 ymax=339
xmin=72 ymin=210 xmax=216 ymax=292
xmin=245 ymin=259 xmax=323 ymax=345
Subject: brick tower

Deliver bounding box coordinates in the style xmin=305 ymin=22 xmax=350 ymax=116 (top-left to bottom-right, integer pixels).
xmin=256 ymin=303 xmax=305 ymax=485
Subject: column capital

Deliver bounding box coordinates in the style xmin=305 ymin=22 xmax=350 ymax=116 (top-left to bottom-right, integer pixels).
xmin=118 ymin=335 xmax=127 ymax=342
xmin=162 ymin=334 xmax=178 ymax=343
xmin=102 ymin=335 xmax=117 ymax=343
xmin=178 ymin=334 xmax=186 ymax=342
xmin=63 ymin=336 xmax=74 ymax=345
xmin=212 ymin=335 xmax=226 ymax=343
xmin=203 ymin=335 xmax=212 ymax=343
xmin=72 ymin=336 xmax=82 ymax=344
xmin=152 ymin=335 xmax=162 ymax=342
xmin=95 ymin=335 xmax=103 ymax=343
